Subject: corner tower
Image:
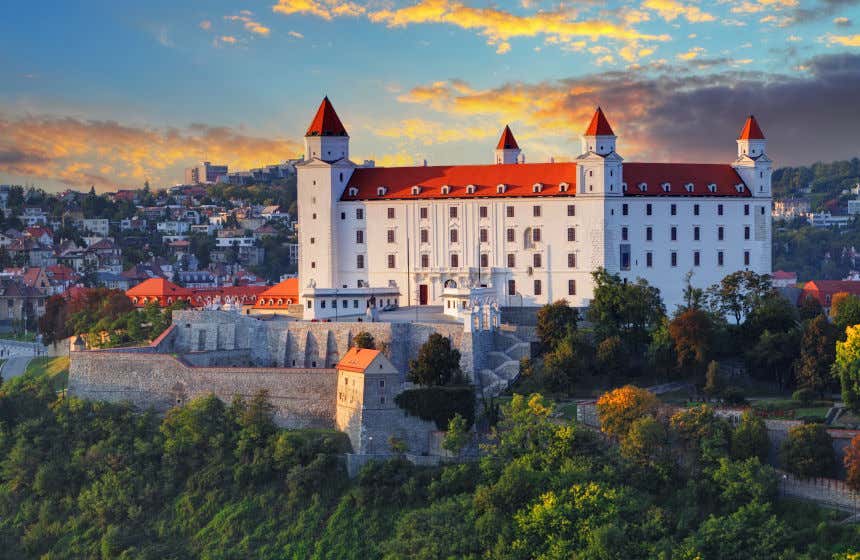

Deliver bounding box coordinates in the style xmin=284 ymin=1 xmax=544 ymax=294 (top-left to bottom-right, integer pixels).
xmin=297 ymin=97 xmax=355 ymax=296
xmin=732 ymin=115 xmax=772 ymax=198
xmin=495 ymin=125 xmax=521 ymax=164
xmin=577 ymin=107 xmax=623 ymax=197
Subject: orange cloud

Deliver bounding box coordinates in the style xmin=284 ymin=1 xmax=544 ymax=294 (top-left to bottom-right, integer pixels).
xmin=272 ymin=0 xmax=365 ymax=20
xmin=828 ymin=34 xmax=860 ymax=47
xmin=642 ymin=0 xmax=715 ymax=22
xmin=0 ymin=114 xmax=302 ymax=190
xmin=225 ymin=12 xmax=271 ymax=36
xmin=369 ymin=117 xmax=496 ymax=145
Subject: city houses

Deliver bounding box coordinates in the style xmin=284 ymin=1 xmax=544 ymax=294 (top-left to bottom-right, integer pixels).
xmin=297 ymin=98 xmax=773 ymax=319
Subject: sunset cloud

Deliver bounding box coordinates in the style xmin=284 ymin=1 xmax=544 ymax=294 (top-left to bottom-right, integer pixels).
xmin=642 ymin=0 xmax=715 ymax=22
xmin=369 ymin=117 xmax=496 ymax=145
xmin=0 ymin=114 xmax=302 ymax=190
xmin=272 ymin=0 xmax=365 ymax=20
xmin=225 ymin=12 xmax=272 ymax=36
xmin=828 ymin=33 xmax=860 ymax=45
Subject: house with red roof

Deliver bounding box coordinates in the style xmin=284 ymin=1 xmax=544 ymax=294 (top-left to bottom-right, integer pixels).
xmin=252 ymin=277 xmax=299 ymax=315
xmin=294 ymin=97 xmax=773 ymax=319
xmin=799 ymin=280 xmax=860 ymax=313
xmin=125 ymin=277 xmax=267 ymax=309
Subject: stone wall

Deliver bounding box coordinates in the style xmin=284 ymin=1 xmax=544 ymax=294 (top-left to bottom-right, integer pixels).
xmin=69 ymin=350 xmax=337 ymax=428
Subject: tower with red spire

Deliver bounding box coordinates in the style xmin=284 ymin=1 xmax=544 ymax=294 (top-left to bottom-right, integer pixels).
xmin=732 ymin=115 xmax=772 ymax=198
xmin=304 ymin=96 xmax=350 ymax=163
xmin=577 ymin=107 xmax=623 ymax=198
xmin=494 ymin=125 xmax=522 ymax=164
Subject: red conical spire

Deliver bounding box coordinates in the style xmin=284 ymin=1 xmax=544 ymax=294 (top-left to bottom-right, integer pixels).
xmin=584 ymin=106 xmax=615 ymax=136
xmin=305 ymin=96 xmax=348 ymax=137
xmin=496 ymin=125 xmax=519 ymax=150
xmin=738 ymin=115 xmax=765 ymax=140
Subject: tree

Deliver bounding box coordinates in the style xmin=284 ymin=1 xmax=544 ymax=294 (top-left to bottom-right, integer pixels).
xmin=680 ymin=502 xmax=786 ymax=559
xmin=442 ymin=413 xmax=470 ymax=457
xmin=731 ymin=411 xmax=769 ymax=462
xmin=646 ymin=316 xmax=677 ymax=379
xmin=798 ymin=295 xmax=823 ymax=321
xmin=743 ymin=291 xmax=798 ymax=341
xmin=669 ymin=309 xmax=714 ymax=376
xmin=596 ymin=385 xmax=659 ymax=439
xmin=535 ymin=299 xmax=578 ymax=352
xmin=587 ymin=267 xmax=665 ymax=347
xmin=596 ymin=336 xmax=627 ymax=381
xmin=541 ymin=329 xmax=595 ymax=393
xmin=710 ymin=457 xmax=778 ymax=512
xmin=619 ymin=415 xmax=670 ymax=472
xmin=352 ymin=331 xmax=376 ymax=349
xmin=707 ymin=270 xmax=772 ymax=324
xmin=844 ymin=434 xmax=860 ymax=491
xmin=832 ymin=293 xmax=860 ymax=338
xmin=780 ymin=423 xmax=836 ymax=478
xmin=38 ymin=295 xmax=70 ymax=344
xmin=669 ymin=405 xmax=731 ymax=467
xmin=794 ymin=314 xmax=837 ymax=393
xmin=408 ymin=333 xmax=462 ymax=386
xmin=836 ymin=325 xmax=860 ymax=412
xmin=703 ymin=361 xmax=725 ymax=400
xmin=746 ymin=329 xmax=800 ymax=389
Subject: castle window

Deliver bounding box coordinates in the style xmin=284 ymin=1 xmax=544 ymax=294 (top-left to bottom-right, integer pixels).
xmin=377 ymin=186 xmax=388 ymax=196
xmin=694 ymin=204 xmax=700 ymax=216
xmin=387 ymin=229 xmax=395 ymax=243
xmin=339 ymin=172 xmax=344 ymax=182
xmin=411 ymin=185 xmax=421 ymax=195
xmin=568 ymin=280 xmax=577 ymax=295
xmin=508 ymin=279 xmax=516 ymax=296
xmin=708 ymin=184 xmax=717 ymax=193
xmin=420 ymin=229 xmax=429 ymax=243
xmin=639 ymin=183 xmax=647 ymax=192
xmin=717 ymin=251 xmax=724 ymax=266
xmin=311 ymin=261 xmax=316 ymax=268
xmin=694 ymin=251 xmax=700 ymax=266
xmin=671 ymin=204 xmax=677 ymax=216
xmin=534 ymin=279 xmax=542 ymax=295
xmin=671 ymin=226 xmax=677 ymax=241
xmin=387 ymin=255 xmax=396 ymax=268
xmin=387 ymin=207 xmax=395 ymax=219
xmin=744 ymin=204 xmax=750 ymax=215
xmin=685 ymin=183 xmax=694 ymax=193
xmin=694 ymin=226 xmax=700 ymax=241
xmin=646 ymin=252 xmax=653 ymax=267
xmin=357 ymin=254 xmax=364 ymax=269
xmin=646 ymin=226 xmax=653 ymax=241
xmin=348 ymin=187 xmax=358 ymax=196
xmin=533 ymin=205 xmax=541 ymax=217
xmin=622 ymin=182 xmax=628 ymax=192
xmin=718 ymin=204 xmax=724 ymax=216
xmin=497 ymin=184 xmax=507 ymax=194
xmin=507 ymin=228 xmax=515 ymax=242
xmin=622 ymin=226 xmax=628 ymax=241
xmin=507 ymin=253 xmax=516 ymax=267
xmin=480 ymin=228 xmax=488 ymax=243
xmin=479 ymin=205 xmax=488 ymax=217
xmin=441 ymin=185 xmax=451 ymax=195
xmin=450 ymin=253 xmax=459 ymax=267
xmin=662 ymin=183 xmax=671 ymax=193
xmin=341 ymin=212 xmax=346 ymax=220
xmin=506 ymin=206 xmax=515 ymax=217
xmin=466 ymin=184 xmax=476 ymax=194
xmin=450 ymin=206 xmax=458 ymax=218
xmin=744 ymin=226 xmax=750 ymax=240
xmin=745 ymin=251 xmax=750 ymax=266
xmin=589 ymin=170 xmax=593 ymax=177
xmin=533 ymin=253 xmax=542 ymax=268
xmin=356 ymin=230 xmax=364 ymax=243
xmin=450 ymin=229 xmax=458 ymax=243
xmin=646 ymin=203 xmax=652 ymax=215
xmin=559 ymin=182 xmax=570 ymax=192
xmin=718 ymin=226 xmax=724 ymax=241
xmin=533 ymin=228 xmax=541 ymax=242
xmin=567 ymin=227 xmax=576 ymax=242
xmin=480 ymin=253 xmax=489 ymax=268
xmin=533 ymin=183 xmax=542 ymax=193
xmin=622 ymin=203 xmax=628 ymax=216
xmin=420 ymin=207 xmax=428 ymax=219
xmin=568 ymin=253 xmax=576 ymax=268
xmin=671 ymin=252 xmax=677 ymax=267
xmin=421 ymin=254 xmax=429 ymax=268
xmin=356 ymin=208 xmax=364 ymax=219
xmin=567 ymin=204 xmax=575 ymax=216
xmin=310 ymin=237 xmax=315 ymax=244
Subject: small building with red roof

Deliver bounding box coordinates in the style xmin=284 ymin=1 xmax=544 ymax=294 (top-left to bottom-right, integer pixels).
xmin=252 ymin=277 xmax=300 ymax=315
xmin=799 ymin=280 xmax=860 ymax=312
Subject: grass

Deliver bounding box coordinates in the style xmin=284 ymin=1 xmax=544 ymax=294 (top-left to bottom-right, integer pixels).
xmin=23 ymin=356 xmax=70 ymax=391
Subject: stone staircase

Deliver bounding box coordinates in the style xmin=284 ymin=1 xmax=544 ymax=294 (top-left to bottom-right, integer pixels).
xmin=478 ymin=329 xmax=531 ymax=396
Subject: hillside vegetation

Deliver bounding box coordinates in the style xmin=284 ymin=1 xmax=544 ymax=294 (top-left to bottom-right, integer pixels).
xmin=0 ymin=367 xmax=858 ymax=559
xmin=773 ymin=158 xmax=860 ymax=211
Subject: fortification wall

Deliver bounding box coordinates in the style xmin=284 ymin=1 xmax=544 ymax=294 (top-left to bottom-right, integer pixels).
xmin=69 ymin=351 xmax=337 ymax=428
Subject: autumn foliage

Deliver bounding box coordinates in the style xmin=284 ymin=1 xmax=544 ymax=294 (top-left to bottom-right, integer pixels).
xmin=845 ymin=434 xmax=860 ymax=491
xmin=596 ymin=385 xmax=659 ymax=439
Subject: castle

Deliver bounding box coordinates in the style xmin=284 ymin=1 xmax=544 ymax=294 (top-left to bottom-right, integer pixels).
xmin=297 ymin=98 xmax=772 ymax=319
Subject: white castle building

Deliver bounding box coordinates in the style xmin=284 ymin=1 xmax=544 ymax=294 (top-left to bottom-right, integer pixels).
xmin=297 ymin=97 xmax=772 ymax=319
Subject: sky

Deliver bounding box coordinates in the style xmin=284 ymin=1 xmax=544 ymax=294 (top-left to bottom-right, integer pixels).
xmin=1 ymin=0 xmax=860 ymax=192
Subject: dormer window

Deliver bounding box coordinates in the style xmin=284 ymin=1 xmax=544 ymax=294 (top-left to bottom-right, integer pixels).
xmin=559 ymin=182 xmax=569 ymax=192
xmin=662 ymin=183 xmax=671 ymax=193
xmin=377 ymin=186 xmax=388 ymax=196
xmin=532 ymin=183 xmax=543 ymax=193
xmin=441 ymin=185 xmax=451 ymax=195
xmin=348 ymin=187 xmax=358 ymax=197
xmin=411 ymin=185 xmax=421 ymax=195
xmin=497 ymin=184 xmax=507 ymax=194
xmin=638 ymin=183 xmax=647 ymax=192
xmin=466 ymin=184 xmax=476 ymax=194
xmin=708 ymin=184 xmax=717 ymax=193
xmin=736 ymin=184 xmax=745 ymax=193
xmin=685 ymin=183 xmax=694 ymax=193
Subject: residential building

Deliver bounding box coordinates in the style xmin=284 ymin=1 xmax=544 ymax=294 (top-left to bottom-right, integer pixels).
xmin=184 ymin=161 xmax=228 ymax=184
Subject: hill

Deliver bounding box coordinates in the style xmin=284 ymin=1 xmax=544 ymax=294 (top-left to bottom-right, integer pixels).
xmin=773 ymin=158 xmax=860 ymax=211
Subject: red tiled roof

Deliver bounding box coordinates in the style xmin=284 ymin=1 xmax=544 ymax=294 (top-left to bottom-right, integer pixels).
xmin=622 ymin=163 xmax=750 ymax=197
xmin=337 ymin=347 xmax=381 ymax=373
xmin=342 ymin=161 xmax=750 ymax=200
xmin=342 ymin=162 xmax=578 ymax=200
xmin=772 ymin=270 xmax=797 ymax=280
xmin=190 ymin=285 xmax=267 ymax=305
xmin=738 ymin=115 xmax=766 ymax=140
xmin=496 ymin=125 xmax=519 ymax=150
xmin=254 ymin=278 xmax=299 ymax=309
xmin=126 ymin=278 xmax=192 ymax=298
xmin=305 ymin=96 xmax=348 ymax=137
xmin=585 ymin=107 xmax=615 ymax=136
xmin=800 ymin=280 xmax=860 ymax=306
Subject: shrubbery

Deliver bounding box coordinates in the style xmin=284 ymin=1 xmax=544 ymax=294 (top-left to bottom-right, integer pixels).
xmin=394 ymin=387 xmax=475 ymax=430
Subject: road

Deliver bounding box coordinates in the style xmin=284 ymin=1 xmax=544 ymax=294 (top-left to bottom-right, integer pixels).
xmin=0 ymin=357 xmax=32 ymax=381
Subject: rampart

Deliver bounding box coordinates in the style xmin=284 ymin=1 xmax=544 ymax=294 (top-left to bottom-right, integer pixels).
xmin=69 ymin=350 xmax=337 ymax=428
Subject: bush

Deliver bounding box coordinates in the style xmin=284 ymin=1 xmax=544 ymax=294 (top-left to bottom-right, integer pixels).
xmin=395 ymin=386 xmax=475 ymax=430
xmin=722 ymin=386 xmax=747 ymax=406
xmin=780 ymin=423 xmax=836 ymax=478
xmin=792 ymin=388 xmax=816 ymax=406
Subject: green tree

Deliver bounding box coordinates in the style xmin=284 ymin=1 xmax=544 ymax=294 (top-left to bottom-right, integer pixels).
xmin=541 ymin=329 xmax=594 ymax=393
xmin=794 ymin=314 xmax=837 ymax=393
xmin=669 ymin=405 xmax=731 ymax=467
xmin=587 ymin=267 xmax=665 ymax=348
xmin=535 ymin=299 xmax=578 ymax=353
xmin=833 ymin=293 xmax=860 ymax=338
xmin=731 ymin=411 xmax=769 ymax=462
xmin=679 ymin=502 xmax=786 ymax=560
xmin=442 ymin=413 xmax=470 ymax=458
xmin=619 ymin=415 xmax=671 ymax=473
xmin=352 ymin=331 xmax=376 ymax=349
xmin=798 ymin=295 xmax=823 ymax=321
xmin=408 ymin=333 xmax=462 ymax=386
xmin=745 ymin=329 xmax=800 ymax=389
xmin=596 ymin=335 xmax=627 ymax=381
xmin=835 ymin=324 xmax=860 ymax=412
xmin=710 ymin=457 xmax=778 ymax=512
xmin=780 ymin=423 xmax=836 ymax=478
xmin=707 ymin=270 xmax=772 ymax=325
